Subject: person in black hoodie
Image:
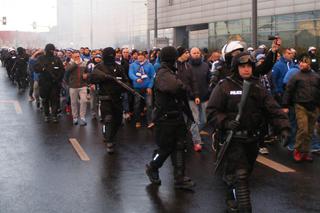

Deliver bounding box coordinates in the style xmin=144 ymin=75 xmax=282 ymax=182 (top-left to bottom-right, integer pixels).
xmin=15 ymin=47 xmax=29 ymax=92
xmin=34 ymin=43 xmax=64 ymax=123
xmin=89 ymin=47 xmax=129 ymax=154
xmin=145 ymin=46 xmax=195 ymax=190
xmin=187 ymin=47 xmax=210 ymax=151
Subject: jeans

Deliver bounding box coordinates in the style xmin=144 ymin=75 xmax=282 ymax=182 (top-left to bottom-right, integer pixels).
xmin=188 ymin=101 xmax=207 ymax=144
xmin=133 ymin=89 xmax=153 ymax=124
xmin=311 ymin=120 xmax=320 ymax=149
xmin=287 ymin=106 xmax=297 ymax=149
xmin=121 ymin=92 xmax=129 ymax=113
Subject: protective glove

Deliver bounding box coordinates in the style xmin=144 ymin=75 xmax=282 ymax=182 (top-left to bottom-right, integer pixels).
xmin=280 ymin=129 xmax=290 ymax=147
xmin=224 ymin=120 xmax=240 ymax=131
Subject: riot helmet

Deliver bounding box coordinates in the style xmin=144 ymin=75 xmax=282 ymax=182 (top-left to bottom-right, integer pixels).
xmin=231 ymin=51 xmax=255 ymax=73
xmin=221 ymin=40 xmax=245 ymax=65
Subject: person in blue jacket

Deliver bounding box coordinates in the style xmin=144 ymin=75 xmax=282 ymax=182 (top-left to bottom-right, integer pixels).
xmin=129 ymin=51 xmax=155 ymax=128
xmin=271 ymin=48 xmax=294 ymax=104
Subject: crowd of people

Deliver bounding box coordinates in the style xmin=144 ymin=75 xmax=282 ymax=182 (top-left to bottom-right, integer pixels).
xmin=0 ymin=38 xmax=320 ymax=212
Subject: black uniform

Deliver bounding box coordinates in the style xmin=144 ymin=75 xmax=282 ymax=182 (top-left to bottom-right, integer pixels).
xmin=89 ymin=47 xmax=129 ymax=153
xmin=146 ymin=46 xmax=195 ymax=190
xmin=309 ymin=52 xmax=319 ymax=72
xmin=206 ymin=52 xmax=290 ymax=212
xmin=5 ymin=50 xmax=17 ymax=82
xmin=14 ymin=47 xmax=29 ymax=91
xmin=34 ymin=44 xmax=64 ymax=122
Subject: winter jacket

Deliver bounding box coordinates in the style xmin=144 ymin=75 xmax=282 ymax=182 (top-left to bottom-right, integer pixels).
xmin=309 ymin=52 xmax=319 ymax=72
xmin=129 ymin=60 xmax=155 ymax=89
xmin=90 ymin=63 xmax=128 ymax=98
xmin=282 ymin=69 xmax=320 ymax=110
xmin=272 ymin=56 xmax=294 ymax=95
xmin=282 ymin=65 xmax=300 ymax=86
xmin=28 ymin=58 xmax=40 ymax=81
xmin=65 ymin=61 xmax=88 ymax=88
xmin=188 ymin=58 xmax=210 ymax=101
xmin=153 ymin=57 xmax=161 ymax=73
xmin=153 ymin=62 xmax=193 ymax=122
xmin=176 ymin=60 xmax=198 ymax=98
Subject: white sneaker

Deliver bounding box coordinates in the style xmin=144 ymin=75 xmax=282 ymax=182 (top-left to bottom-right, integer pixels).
xmin=259 ymin=147 xmax=269 ymax=155
xmin=73 ymin=118 xmax=78 ymax=125
xmin=79 ymin=118 xmax=87 ymax=126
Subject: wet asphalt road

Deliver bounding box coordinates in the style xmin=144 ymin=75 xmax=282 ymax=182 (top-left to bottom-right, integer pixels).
xmin=0 ymin=66 xmax=320 ymax=213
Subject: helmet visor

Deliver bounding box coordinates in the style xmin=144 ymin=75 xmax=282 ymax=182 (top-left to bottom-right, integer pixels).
xmin=238 ymin=54 xmax=255 ymax=64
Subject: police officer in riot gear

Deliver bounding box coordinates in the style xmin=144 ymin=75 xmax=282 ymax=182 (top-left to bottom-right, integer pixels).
xmin=145 ymin=46 xmax=195 ymax=190
xmin=206 ymin=51 xmax=290 ymax=212
xmin=89 ymin=47 xmax=129 ymax=154
xmin=210 ymin=38 xmax=281 ymax=90
xmin=34 ymin=43 xmax=65 ymax=123
xmin=5 ymin=48 xmax=17 ymax=82
xmin=15 ymin=47 xmax=29 ymax=92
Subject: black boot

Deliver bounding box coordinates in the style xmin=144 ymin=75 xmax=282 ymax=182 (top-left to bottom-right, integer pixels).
xmin=145 ymin=164 xmax=161 ymax=185
xmin=44 ymin=116 xmax=50 ymax=123
xmin=106 ymin=142 xmax=114 ymax=154
xmin=235 ymin=170 xmax=252 ymax=213
xmin=174 ymin=176 xmax=195 ymax=190
xmin=52 ymin=116 xmax=58 ymax=123
xmin=103 ymin=123 xmax=115 ymax=153
xmin=226 ymin=187 xmax=238 ymax=213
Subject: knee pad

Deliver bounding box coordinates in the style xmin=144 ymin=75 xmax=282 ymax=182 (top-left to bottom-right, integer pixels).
xmin=236 ymin=169 xmax=249 ymax=181
xmin=235 ymin=169 xmax=251 ymax=211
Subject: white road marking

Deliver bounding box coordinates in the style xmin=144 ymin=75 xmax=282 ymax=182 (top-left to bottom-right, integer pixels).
xmin=69 ymin=138 xmax=90 ymax=161
xmin=257 ymin=155 xmax=296 ymax=173
xmin=0 ymin=100 xmax=22 ymax=114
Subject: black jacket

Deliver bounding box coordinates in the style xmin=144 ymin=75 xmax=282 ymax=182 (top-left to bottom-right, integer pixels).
xmin=15 ymin=53 xmax=29 ymax=76
xmin=282 ymin=69 xmax=320 ymax=110
xmin=206 ymin=75 xmax=290 ymax=134
xmin=309 ymin=53 xmax=319 ymax=72
xmin=90 ymin=63 xmax=128 ymax=98
xmin=153 ymin=63 xmax=193 ymax=122
xmin=188 ymin=59 xmax=210 ymax=101
xmin=34 ymin=54 xmax=65 ymax=87
xmin=176 ymin=60 xmax=198 ymax=98
xmin=254 ymin=50 xmax=277 ymax=76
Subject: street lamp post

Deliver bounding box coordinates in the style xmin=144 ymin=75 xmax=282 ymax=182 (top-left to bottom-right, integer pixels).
xmin=154 ymin=0 xmax=158 ymax=41
xmin=252 ymin=0 xmax=257 ymax=48
xmin=90 ymin=0 xmax=93 ymax=49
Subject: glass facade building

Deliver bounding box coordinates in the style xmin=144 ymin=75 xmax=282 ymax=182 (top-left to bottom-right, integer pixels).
xmin=209 ymin=10 xmax=320 ymax=50
xmin=147 ymin=0 xmax=320 ymax=50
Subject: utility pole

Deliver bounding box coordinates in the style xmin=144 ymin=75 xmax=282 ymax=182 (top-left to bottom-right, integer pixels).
xmin=252 ymin=0 xmax=257 ymax=48
xmin=154 ymin=0 xmax=158 ymax=42
xmin=90 ymin=0 xmax=93 ymax=49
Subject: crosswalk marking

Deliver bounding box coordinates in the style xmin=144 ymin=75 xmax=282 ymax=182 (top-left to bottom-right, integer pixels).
xmin=69 ymin=138 xmax=90 ymax=161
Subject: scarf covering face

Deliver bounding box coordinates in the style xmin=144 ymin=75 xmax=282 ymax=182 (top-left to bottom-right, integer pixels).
xmin=103 ymin=47 xmax=115 ymax=66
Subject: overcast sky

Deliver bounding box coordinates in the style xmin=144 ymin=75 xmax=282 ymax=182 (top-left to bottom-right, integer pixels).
xmin=0 ymin=0 xmax=57 ymax=32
